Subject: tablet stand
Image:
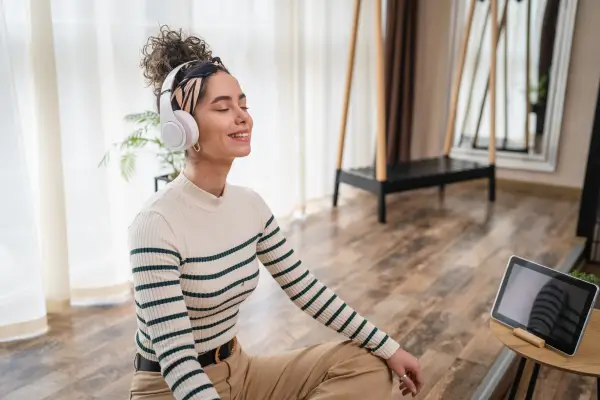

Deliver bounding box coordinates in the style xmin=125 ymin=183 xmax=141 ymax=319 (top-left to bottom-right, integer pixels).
xmin=492 ymin=310 xmax=600 ymax=400
xmin=513 ymin=328 xmax=545 ymax=348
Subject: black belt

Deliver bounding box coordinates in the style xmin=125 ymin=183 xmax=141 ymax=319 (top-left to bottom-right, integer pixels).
xmin=135 ymin=337 xmax=237 ymax=372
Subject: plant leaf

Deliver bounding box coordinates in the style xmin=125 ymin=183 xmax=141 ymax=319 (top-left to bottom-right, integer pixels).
xmin=120 ymin=152 xmax=137 ymax=181
xmin=98 ymin=150 xmax=111 ymax=168
xmin=98 ymin=110 xmax=162 ymax=179
xmin=124 ymin=110 xmax=160 ymax=126
xmin=570 ymin=271 xmax=599 ymax=284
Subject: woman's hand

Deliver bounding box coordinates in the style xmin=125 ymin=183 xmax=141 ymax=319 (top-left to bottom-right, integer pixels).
xmin=386 ymin=348 xmax=424 ymax=397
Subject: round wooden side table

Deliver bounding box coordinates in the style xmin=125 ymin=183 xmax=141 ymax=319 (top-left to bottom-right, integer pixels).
xmin=490 ymin=309 xmax=600 ymax=400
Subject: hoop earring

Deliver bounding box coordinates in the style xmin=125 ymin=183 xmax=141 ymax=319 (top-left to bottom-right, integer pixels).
xmin=192 ymin=143 xmax=201 ymax=152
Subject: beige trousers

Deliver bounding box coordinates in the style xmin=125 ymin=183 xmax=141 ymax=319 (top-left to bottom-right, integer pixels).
xmin=129 ymin=340 xmax=393 ymax=400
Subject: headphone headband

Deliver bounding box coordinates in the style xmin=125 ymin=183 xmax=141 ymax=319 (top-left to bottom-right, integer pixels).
xmin=160 ymin=61 xmax=193 ymax=115
xmin=159 ymin=58 xmax=225 ymax=152
xmin=159 ymin=61 xmax=199 ymax=151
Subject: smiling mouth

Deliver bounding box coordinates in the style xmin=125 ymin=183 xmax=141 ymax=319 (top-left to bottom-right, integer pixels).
xmin=228 ymin=132 xmax=250 ymax=142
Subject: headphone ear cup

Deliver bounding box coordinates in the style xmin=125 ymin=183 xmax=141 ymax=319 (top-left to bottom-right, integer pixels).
xmin=161 ymin=118 xmax=187 ymax=151
xmin=174 ymin=110 xmax=199 ymax=148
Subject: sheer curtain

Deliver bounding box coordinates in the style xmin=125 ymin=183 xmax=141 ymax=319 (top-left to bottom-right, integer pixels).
xmin=0 ymin=0 xmax=379 ymax=327
xmin=0 ymin=2 xmax=47 ymax=341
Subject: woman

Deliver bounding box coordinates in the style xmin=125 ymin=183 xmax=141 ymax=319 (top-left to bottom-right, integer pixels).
xmin=129 ymin=26 xmax=423 ymax=400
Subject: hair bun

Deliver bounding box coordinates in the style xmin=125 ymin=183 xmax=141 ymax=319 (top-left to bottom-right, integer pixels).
xmin=140 ymin=25 xmax=213 ymax=98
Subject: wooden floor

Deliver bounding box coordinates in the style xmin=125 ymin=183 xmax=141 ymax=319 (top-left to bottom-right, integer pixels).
xmin=0 ymin=181 xmax=593 ymax=400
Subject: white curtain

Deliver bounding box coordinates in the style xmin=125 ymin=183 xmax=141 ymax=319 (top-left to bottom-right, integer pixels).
xmin=453 ymin=0 xmax=546 ymax=150
xmin=0 ymin=2 xmax=47 ymax=339
xmin=0 ymin=0 xmax=379 ymax=319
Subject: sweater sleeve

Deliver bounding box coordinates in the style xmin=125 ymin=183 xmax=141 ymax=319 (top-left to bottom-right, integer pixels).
xmin=249 ymin=191 xmax=401 ymax=360
xmin=129 ymin=211 xmax=221 ymax=400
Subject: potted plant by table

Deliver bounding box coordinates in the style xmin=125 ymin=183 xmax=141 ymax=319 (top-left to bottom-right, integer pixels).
xmin=569 ymin=270 xmax=600 ymax=309
xmin=98 ymin=111 xmax=184 ymax=187
xmin=529 ymin=73 xmax=549 ymax=136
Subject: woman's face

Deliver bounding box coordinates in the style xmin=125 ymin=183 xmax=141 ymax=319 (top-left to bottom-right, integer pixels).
xmin=191 ymin=71 xmax=253 ymax=162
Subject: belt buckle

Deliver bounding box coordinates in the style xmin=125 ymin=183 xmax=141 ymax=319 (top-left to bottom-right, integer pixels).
xmin=214 ymin=343 xmax=224 ymax=364
xmin=214 ymin=337 xmax=237 ymax=364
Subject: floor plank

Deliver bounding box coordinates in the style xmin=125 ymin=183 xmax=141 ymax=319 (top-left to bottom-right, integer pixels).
xmin=0 ymin=182 xmax=590 ymax=399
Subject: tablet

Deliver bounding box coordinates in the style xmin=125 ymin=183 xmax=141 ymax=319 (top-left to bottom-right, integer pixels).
xmin=490 ymin=255 xmax=599 ymax=356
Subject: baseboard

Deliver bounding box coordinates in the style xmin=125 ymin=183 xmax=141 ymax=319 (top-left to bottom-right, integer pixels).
xmin=0 ymin=315 xmax=48 ymax=342
xmin=71 ymin=282 xmax=132 ymax=306
xmin=471 ymin=237 xmax=587 ymax=400
xmin=495 ymin=178 xmax=582 ymax=200
xmin=446 ymin=177 xmax=581 ymax=200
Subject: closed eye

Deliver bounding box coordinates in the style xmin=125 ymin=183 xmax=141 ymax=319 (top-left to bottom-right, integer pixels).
xmin=215 ymin=106 xmax=249 ymax=112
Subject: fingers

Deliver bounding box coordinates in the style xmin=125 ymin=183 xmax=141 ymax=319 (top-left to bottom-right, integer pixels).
xmin=410 ymin=367 xmax=425 ymax=392
xmin=399 ymin=381 xmax=414 ymax=397
xmin=399 ymin=373 xmax=417 ymax=395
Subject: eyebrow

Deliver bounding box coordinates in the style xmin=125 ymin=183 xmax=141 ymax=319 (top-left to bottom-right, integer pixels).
xmin=210 ymin=93 xmax=246 ymax=104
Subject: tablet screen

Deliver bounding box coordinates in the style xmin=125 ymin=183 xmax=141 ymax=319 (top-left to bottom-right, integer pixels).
xmin=491 ymin=256 xmax=598 ymax=356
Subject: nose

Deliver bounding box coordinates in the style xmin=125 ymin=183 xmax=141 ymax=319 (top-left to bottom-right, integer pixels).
xmin=235 ymin=112 xmax=247 ymax=125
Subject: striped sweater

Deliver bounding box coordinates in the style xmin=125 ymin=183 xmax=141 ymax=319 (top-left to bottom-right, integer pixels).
xmin=129 ymin=172 xmax=400 ymax=400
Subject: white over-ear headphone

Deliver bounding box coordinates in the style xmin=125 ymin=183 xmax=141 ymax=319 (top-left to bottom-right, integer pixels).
xmin=159 ymin=61 xmax=200 ymax=151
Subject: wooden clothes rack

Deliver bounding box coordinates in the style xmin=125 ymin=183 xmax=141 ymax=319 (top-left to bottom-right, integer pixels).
xmin=333 ymin=0 xmax=497 ymax=223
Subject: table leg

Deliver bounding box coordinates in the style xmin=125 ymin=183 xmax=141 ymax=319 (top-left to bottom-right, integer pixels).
xmin=508 ymin=357 xmax=527 ymax=400
xmin=597 ymin=377 xmax=599 ymax=400
xmin=524 ymin=362 xmax=541 ymax=399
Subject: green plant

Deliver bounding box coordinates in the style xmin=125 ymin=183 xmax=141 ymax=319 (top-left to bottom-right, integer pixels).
xmin=98 ymin=111 xmax=185 ymax=181
xmin=569 ymin=270 xmax=600 ymax=285
xmin=529 ymin=73 xmax=549 ymax=105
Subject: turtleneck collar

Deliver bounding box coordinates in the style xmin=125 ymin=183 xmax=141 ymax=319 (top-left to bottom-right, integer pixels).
xmin=172 ymin=172 xmax=228 ymax=212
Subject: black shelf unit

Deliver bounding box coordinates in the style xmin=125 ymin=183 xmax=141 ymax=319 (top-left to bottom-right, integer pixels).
xmin=331 ymin=0 xmax=498 ymax=224
xmin=576 ymin=83 xmax=600 ymax=263
xmin=154 ymin=174 xmax=171 ymax=192
xmin=333 ymin=156 xmax=495 ymax=223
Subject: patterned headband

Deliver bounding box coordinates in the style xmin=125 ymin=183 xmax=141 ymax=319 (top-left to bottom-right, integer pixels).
xmin=170 ymin=57 xmax=226 ymax=114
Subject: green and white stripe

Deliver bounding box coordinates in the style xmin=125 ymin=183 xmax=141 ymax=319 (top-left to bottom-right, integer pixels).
xmin=128 ymin=177 xmax=400 ymax=399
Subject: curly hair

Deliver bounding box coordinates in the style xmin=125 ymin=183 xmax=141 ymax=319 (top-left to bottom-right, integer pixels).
xmin=140 ymin=25 xmax=216 ymax=100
